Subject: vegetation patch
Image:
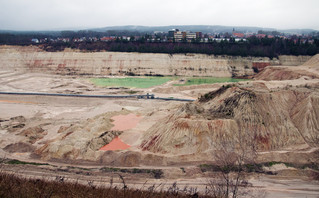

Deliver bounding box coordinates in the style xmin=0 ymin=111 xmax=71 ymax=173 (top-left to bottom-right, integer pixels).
xmin=0 ymin=172 xmax=201 ymax=198
xmin=90 ymin=77 xmax=172 ymax=88
xmin=174 ymin=77 xmax=249 ymax=86
xmin=100 ymin=167 xmax=163 ymax=179
xmin=200 ymin=161 xmax=319 ymax=174
xmin=5 ymin=159 xmax=49 ymax=166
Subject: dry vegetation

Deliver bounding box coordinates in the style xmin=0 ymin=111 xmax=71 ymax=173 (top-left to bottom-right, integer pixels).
xmin=0 ymin=171 xmax=214 ymax=198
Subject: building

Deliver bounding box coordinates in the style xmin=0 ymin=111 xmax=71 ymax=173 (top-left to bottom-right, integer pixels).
xmin=170 ymin=29 xmax=201 ymax=42
xmin=31 ymin=38 xmax=39 ymax=43
xmin=196 ymin=32 xmax=203 ymax=39
xmin=168 ymin=29 xmax=178 ymax=38
xmin=232 ymin=32 xmax=245 ymax=38
xmin=186 ymin=32 xmax=196 ymax=40
xmin=174 ymin=31 xmax=184 ymax=41
xmin=100 ymin=37 xmax=115 ymax=42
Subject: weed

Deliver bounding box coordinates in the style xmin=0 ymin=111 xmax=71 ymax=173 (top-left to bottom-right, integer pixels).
xmin=0 ymin=172 xmax=203 ymax=198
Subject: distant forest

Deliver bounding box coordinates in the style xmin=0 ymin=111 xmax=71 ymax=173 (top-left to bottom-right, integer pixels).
xmin=40 ymin=39 xmax=319 ymax=58
xmin=1 ymin=32 xmax=319 ymax=58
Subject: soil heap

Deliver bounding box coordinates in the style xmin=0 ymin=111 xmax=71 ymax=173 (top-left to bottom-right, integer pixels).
xmin=140 ymin=83 xmax=319 ymax=159
xmin=255 ymin=54 xmax=319 ymax=81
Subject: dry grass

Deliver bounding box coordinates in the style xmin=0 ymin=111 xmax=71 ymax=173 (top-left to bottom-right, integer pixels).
xmin=0 ymin=172 xmax=213 ymax=198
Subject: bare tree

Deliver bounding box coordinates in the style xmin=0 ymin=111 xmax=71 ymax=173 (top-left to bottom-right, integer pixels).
xmin=209 ymin=128 xmax=257 ymax=198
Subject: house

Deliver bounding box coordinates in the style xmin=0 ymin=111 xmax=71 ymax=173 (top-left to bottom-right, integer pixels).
xmin=232 ymin=32 xmax=245 ymax=38
xmin=100 ymin=37 xmax=114 ymax=42
xmin=31 ymin=38 xmax=39 ymax=43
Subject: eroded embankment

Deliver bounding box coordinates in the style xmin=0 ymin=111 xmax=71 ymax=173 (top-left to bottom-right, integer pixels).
xmin=0 ymin=45 xmax=310 ymax=77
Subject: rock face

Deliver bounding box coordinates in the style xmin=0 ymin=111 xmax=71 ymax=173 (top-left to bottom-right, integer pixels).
xmin=279 ymin=55 xmax=311 ymax=66
xmin=140 ymin=84 xmax=319 ymax=155
xmin=0 ymin=45 xmax=309 ymax=78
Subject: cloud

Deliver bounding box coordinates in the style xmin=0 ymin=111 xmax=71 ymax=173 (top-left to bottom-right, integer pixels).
xmin=0 ymin=0 xmax=318 ymax=30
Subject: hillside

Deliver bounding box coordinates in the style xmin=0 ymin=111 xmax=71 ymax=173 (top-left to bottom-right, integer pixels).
xmin=140 ymin=83 xmax=319 ymax=161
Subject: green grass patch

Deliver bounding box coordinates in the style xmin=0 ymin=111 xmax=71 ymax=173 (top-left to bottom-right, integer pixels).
xmin=90 ymin=77 xmax=172 ymax=88
xmin=6 ymin=159 xmax=49 ymax=166
xmin=174 ymin=77 xmax=249 ymax=86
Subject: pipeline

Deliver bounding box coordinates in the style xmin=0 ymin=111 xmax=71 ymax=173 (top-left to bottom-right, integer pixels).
xmin=0 ymin=92 xmax=195 ymax=102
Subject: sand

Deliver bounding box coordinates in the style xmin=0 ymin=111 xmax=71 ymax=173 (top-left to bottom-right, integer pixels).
xmin=99 ymin=137 xmax=131 ymax=151
xmin=0 ymin=100 xmax=36 ymax=104
xmin=110 ymin=113 xmax=142 ymax=131
xmin=100 ymin=113 xmax=143 ymax=151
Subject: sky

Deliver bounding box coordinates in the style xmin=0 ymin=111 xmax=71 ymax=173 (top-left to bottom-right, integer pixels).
xmin=0 ymin=0 xmax=318 ymax=31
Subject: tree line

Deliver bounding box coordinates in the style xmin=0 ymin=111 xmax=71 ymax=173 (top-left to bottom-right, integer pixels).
xmin=1 ymin=32 xmax=319 ymax=58
xmin=41 ymin=37 xmax=319 ymax=58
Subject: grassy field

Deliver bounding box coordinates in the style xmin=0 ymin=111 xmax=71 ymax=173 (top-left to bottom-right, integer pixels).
xmin=90 ymin=77 xmax=172 ymax=88
xmin=90 ymin=77 xmax=249 ymax=89
xmin=174 ymin=77 xmax=249 ymax=86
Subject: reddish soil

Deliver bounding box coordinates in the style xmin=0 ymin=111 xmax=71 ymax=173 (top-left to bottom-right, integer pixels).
xmin=99 ymin=137 xmax=130 ymax=151
xmin=110 ymin=114 xmax=142 ymax=131
xmin=99 ymin=114 xmax=142 ymax=151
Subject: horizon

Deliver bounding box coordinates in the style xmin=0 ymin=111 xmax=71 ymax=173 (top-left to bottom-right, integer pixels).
xmin=1 ymin=24 xmax=318 ymax=33
xmin=0 ymin=0 xmax=319 ymax=32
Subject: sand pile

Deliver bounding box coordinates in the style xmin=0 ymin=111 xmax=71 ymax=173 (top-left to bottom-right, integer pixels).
xmin=254 ymin=66 xmax=319 ymax=80
xmin=99 ymin=113 xmax=142 ymax=151
xmin=35 ymin=111 xmax=143 ymax=161
xmin=303 ymin=54 xmax=319 ymax=67
xmin=255 ymin=54 xmax=319 ymax=81
xmin=100 ymin=137 xmax=131 ymax=151
xmin=19 ymin=126 xmax=47 ymax=144
xmin=36 ymin=110 xmax=129 ymax=161
xmin=3 ymin=142 xmax=35 ymax=153
xmin=110 ymin=114 xmax=142 ymax=131
xmin=140 ymin=83 xmax=319 ymax=156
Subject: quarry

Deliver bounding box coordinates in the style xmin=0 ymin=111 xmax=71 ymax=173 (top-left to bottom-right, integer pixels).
xmin=0 ymin=45 xmax=319 ymax=197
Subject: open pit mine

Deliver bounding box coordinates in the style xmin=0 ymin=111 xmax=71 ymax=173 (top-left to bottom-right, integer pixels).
xmin=0 ymin=45 xmax=319 ymax=197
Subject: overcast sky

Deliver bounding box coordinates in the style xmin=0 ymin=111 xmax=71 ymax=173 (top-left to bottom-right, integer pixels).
xmin=0 ymin=0 xmax=318 ymax=31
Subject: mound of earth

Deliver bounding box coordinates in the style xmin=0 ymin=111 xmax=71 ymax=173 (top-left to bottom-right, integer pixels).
xmin=3 ymin=142 xmax=35 ymax=153
xmin=140 ymin=83 xmax=319 ymax=157
xmin=19 ymin=126 xmax=47 ymax=144
xmin=0 ymin=116 xmax=26 ymax=133
xmin=255 ymin=54 xmax=319 ymax=81
xmin=35 ymin=110 xmax=131 ymax=161
xmin=303 ymin=54 xmax=319 ymax=68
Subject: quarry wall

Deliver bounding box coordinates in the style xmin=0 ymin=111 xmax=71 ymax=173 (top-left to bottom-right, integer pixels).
xmin=0 ymin=46 xmax=311 ymax=77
